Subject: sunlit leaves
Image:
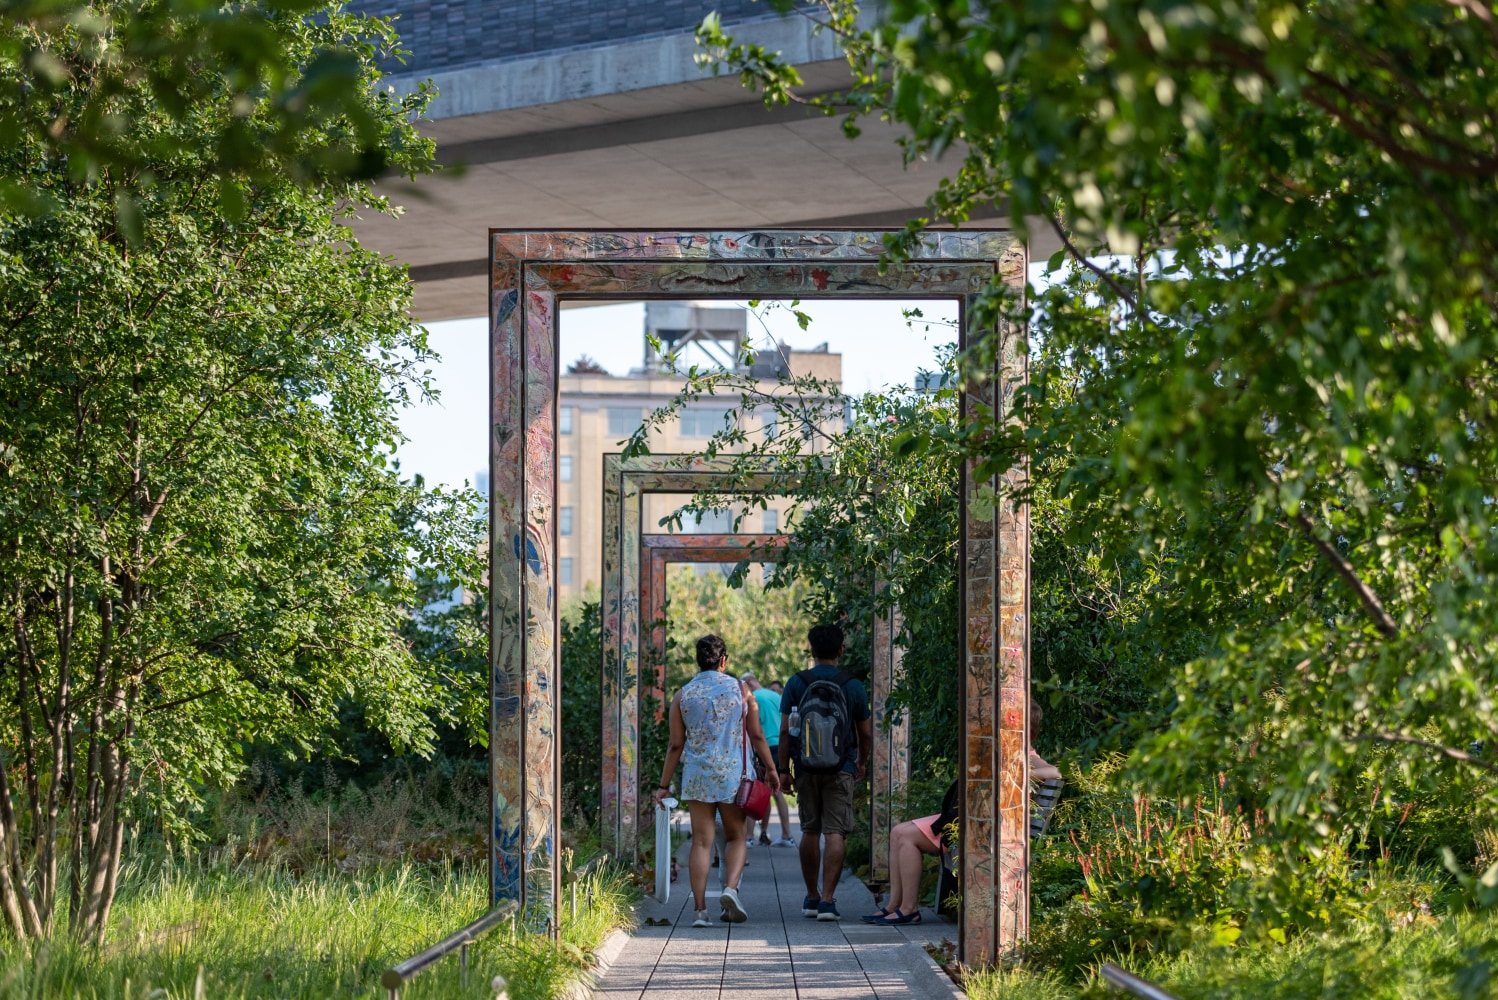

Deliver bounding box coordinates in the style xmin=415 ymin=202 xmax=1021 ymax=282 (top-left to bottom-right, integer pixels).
xmin=0 ymin=3 xmax=456 ymax=932
xmin=702 ymin=0 xmax=1498 ymax=892
xmin=0 ymin=0 xmax=437 ymax=222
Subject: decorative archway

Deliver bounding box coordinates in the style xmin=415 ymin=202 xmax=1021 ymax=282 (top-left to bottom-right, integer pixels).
xmin=599 ymin=457 xmax=910 ymax=877
xmin=488 ymin=229 xmax=1029 ymax=961
xmin=635 ymin=532 xmax=910 ymax=888
xmin=599 ymin=455 xmax=798 ymax=864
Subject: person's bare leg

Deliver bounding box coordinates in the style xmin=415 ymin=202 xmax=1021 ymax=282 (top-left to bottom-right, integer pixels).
xmin=886 ymin=822 xmax=915 ymax=910
xmin=893 ymin=827 xmax=927 ymax=913
xmin=719 ymin=804 xmax=749 ymax=890
xmin=799 ymin=831 xmax=822 ymax=900
xmin=820 ymin=833 xmax=846 ymax=902
xmin=686 ymin=801 xmax=717 ymax=910
xmin=774 ymin=791 xmax=791 ymax=841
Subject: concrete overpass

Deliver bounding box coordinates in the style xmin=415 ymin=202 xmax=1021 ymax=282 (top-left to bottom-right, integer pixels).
xmin=348 ymin=0 xmax=1040 ymax=321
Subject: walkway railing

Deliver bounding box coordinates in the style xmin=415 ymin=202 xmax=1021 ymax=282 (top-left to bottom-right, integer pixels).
xmin=381 ymin=899 xmax=518 ymax=1000
xmin=1100 ymin=962 xmax=1183 ymax=1000
xmin=383 ymin=855 xmax=610 ymax=1000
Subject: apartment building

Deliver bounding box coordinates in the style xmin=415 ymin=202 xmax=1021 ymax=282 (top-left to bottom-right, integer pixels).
xmin=556 ymin=304 xmax=843 ymax=596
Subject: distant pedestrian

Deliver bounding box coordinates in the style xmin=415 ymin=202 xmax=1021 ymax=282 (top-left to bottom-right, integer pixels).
xmin=741 ymin=673 xmax=794 ymax=847
xmin=778 ymin=624 xmax=872 ymax=922
xmin=769 ymin=680 xmax=784 ymax=695
xmin=653 ymin=636 xmax=780 ymax=928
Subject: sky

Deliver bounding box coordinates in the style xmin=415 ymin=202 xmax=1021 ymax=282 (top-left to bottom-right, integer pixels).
xmin=395 ymin=297 xmax=967 ymax=490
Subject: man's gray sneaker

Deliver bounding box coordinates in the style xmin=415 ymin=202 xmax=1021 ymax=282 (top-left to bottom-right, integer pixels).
xmin=816 ymin=899 xmax=841 ymax=922
xmin=802 ymin=895 xmax=820 ymax=918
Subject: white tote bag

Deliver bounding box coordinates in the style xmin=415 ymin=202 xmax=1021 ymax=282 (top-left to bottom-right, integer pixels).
xmin=655 ymin=797 xmax=678 ymax=904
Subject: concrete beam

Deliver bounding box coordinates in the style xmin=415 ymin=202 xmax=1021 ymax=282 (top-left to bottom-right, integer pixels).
xmin=384 ymin=13 xmax=847 ymax=126
xmin=349 ymin=7 xmax=1063 ymax=323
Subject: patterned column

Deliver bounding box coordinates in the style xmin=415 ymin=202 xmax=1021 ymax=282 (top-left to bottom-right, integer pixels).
xmin=958 ymin=264 xmax=1030 ymax=962
xmin=995 ymin=317 xmax=1032 ymax=950
xmin=959 ymin=412 xmax=999 ymax=960
xmin=490 ymin=263 xmax=524 ymax=907
xmin=489 ymin=259 xmax=561 ymax=932
xmin=643 ymin=549 xmax=669 ymax=717
xmin=869 ymin=597 xmax=910 ymax=884
xmin=616 ymin=477 xmax=643 ymax=859
xmin=600 ymin=456 xmax=623 ymax=855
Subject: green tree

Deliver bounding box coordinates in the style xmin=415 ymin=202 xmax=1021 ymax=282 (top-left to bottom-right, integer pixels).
xmin=0 ymin=0 xmax=428 ymax=221
xmin=0 ymin=2 xmax=455 ymax=941
xmin=660 ymin=564 xmax=813 ymax=689
xmin=702 ymin=0 xmax=1498 ymax=896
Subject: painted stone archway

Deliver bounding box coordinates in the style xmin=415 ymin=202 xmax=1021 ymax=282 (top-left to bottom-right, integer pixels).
xmin=599 ymin=455 xmax=799 ymax=862
xmin=633 ymin=532 xmax=911 ymax=888
xmin=487 ymin=229 xmax=1029 ymax=961
xmin=599 ymin=457 xmax=912 ymax=888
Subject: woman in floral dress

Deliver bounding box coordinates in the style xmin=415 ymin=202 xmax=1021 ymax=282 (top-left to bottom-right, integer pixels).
xmin=653 ymin=635 xmax=779 ymax=927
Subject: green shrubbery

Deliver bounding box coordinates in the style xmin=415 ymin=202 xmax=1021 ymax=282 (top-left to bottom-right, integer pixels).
xmin=1034 ymin=757 xmax=1374 ymax=969
xmin=962 ymin=752 xmax=1498 ymax=998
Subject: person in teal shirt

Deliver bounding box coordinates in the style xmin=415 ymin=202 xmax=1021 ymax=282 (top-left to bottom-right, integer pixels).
xmin=742 ymin=673 xmax=794 ymax=846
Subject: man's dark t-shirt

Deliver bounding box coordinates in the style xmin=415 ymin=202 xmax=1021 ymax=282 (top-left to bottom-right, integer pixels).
xmin=781 ymin=664 xmax=870 ymax=776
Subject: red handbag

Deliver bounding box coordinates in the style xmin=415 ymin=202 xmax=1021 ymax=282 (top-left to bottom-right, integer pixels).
xmin=734 ymin=708 xmax=772 ymax=822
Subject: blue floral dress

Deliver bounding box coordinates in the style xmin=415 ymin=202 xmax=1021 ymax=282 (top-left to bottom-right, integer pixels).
xmin=678 ymin=670 xmax=747 ymax=805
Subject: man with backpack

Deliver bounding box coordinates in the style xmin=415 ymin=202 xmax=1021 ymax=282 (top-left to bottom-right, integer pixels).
xmin=776 ymin=623 xmax=873 ymax=922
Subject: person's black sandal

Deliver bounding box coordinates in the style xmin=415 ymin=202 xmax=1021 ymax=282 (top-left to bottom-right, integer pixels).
xmin=875 ymin=908 xmax=922 ymax=925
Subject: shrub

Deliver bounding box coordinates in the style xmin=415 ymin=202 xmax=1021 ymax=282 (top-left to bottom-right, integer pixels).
xmin=1026 ymin=756 xmax=1464 ymax=976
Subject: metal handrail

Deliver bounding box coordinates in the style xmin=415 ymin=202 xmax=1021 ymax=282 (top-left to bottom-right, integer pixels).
xmin=568 ymin=854 xmax=608 ymax=920
xmin=1099 ymin=962 xmax=1184 ymax=1000
xmin=382 ymin=899 xmax=519 ymax=1000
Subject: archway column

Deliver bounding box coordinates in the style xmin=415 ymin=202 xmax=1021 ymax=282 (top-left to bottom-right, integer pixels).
xmin=869 ymin=598 xmax=910 ymax=884
xmin=489 ymin=259 xmax=562 ymax=929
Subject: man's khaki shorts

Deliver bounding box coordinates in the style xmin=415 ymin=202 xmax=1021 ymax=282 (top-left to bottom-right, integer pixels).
xmin=794 ymin=770 xmax=856 ymax=836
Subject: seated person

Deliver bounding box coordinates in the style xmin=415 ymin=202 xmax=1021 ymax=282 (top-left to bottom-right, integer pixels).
xmin=862 ymin=701 xmax=1062 ymax=925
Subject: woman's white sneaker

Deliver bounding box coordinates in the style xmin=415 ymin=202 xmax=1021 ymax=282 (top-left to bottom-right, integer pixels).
xmin=692 ymin=909 xmax=712 ymax=928
xmin=719 ymin=885 xmax=748 ymax=923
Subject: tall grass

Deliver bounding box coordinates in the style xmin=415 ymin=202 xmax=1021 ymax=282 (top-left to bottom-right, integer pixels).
xmin=0 ymin=772 xmax=633 ymax=1000
xmin=0 ymin=858 xmax=633 ymax=1000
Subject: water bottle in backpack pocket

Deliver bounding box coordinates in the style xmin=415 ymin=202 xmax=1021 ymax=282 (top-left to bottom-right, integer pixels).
xmin=793 ymin=669 xmax=855 ymax=773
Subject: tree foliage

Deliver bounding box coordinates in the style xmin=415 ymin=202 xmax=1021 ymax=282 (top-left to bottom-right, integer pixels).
xmin=0 ymin=1 xmax=464 ymax=941
xmin=702 ymin=0 xmax=1498 ymax=896
xmin=559 ymin=599 xmax=604 ymax=825
xmin=0 ymin=0 xmax=430 ymax=222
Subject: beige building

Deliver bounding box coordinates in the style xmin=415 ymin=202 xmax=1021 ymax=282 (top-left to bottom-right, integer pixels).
xmin=557 ymin=337 xmax=842 ymax=597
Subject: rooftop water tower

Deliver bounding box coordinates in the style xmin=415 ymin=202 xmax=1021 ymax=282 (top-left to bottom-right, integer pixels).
xmin=642 ymin=302 xmax=748 ymax=374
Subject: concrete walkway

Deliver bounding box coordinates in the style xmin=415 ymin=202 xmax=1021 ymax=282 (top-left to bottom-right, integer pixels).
xmin=594 ymin=809 xmax=960 ymax=1000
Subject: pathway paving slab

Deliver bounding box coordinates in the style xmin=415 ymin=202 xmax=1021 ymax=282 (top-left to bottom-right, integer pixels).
xmin=592 ymin=805 xmax=960 ymax=1000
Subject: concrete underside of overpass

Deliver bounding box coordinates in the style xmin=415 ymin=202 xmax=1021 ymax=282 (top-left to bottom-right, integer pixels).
xmin=352 ymin=11 xmax=1055 ymax=321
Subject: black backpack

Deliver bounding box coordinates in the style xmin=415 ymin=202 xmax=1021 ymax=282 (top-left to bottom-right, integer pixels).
xmin=793 ymin=669 xmax=856 ymax=773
